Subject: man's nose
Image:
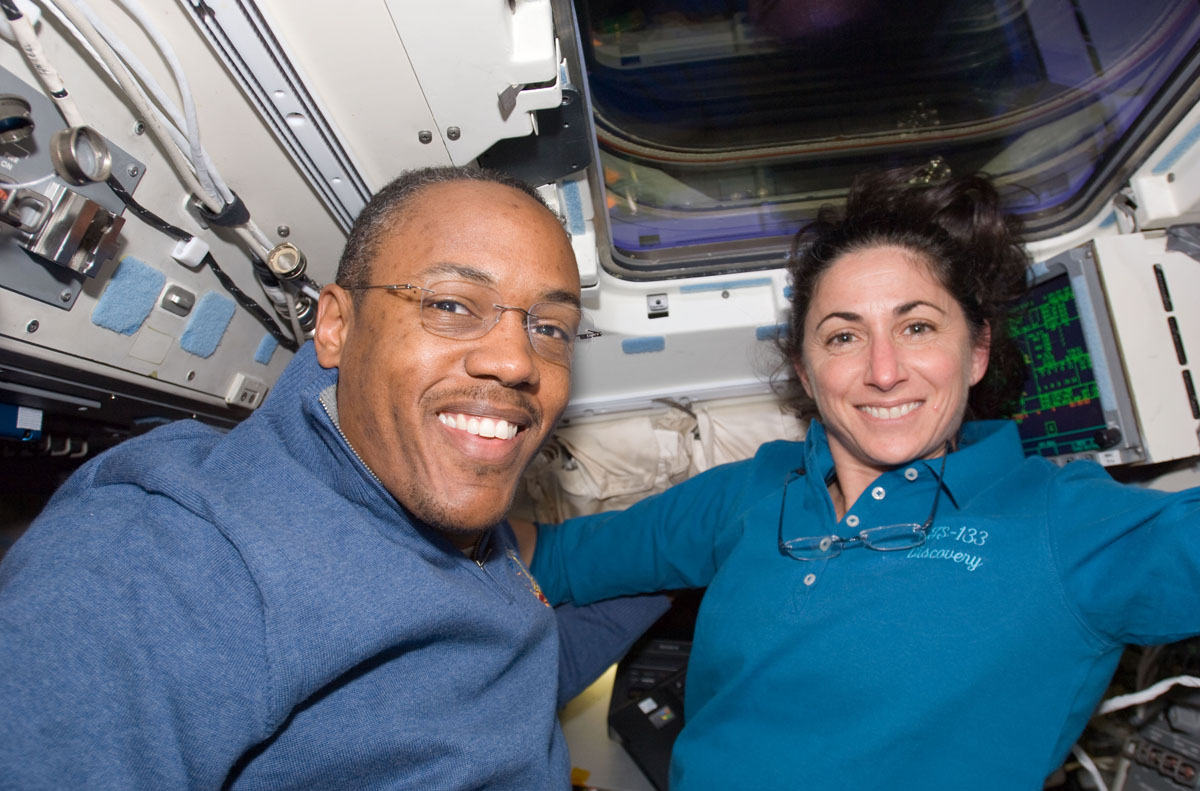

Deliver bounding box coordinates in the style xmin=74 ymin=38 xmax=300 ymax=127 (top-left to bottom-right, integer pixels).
xmin=463 ymin=308 xmax=540 ymax=387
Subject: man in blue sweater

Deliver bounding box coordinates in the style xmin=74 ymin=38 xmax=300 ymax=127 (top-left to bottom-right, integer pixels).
xmin=0 ymin=167 xmax=664 ymax=790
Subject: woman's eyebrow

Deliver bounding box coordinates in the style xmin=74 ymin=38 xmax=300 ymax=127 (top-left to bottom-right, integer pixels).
xmin=895 ymin=300 xmax=946 ymax=316
xmin=814 ymin=311 xmax=860 ymax=330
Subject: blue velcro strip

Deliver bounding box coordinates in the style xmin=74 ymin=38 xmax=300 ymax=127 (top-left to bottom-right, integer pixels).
xmin=680 ymin=277 xmax=773 ymax=294
xmin=180 ymin=291 xmax=236 ymax=358
xmin=90 ymin=256 xmax=165 ymax=335
xmin=254 ymin=334 xmax=278 ymax=365
xmin=621 ymin=336 xmax=666 ymax=355
xmin=561 ymin=180 xmax=586 ymax=236
xmin=756 ymin=323 xmax=788 ymax=341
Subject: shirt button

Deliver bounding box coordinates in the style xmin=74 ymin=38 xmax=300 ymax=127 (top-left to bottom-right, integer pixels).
xmin=803 ymin=573 xmax=816 ymax=586
xmin=904 ymin=468 xmax=919 ymax=481
xmin=845 ymin=514 xmax=860 ymax=528
xmin=871 ymin=486 xmax=886 ymax=500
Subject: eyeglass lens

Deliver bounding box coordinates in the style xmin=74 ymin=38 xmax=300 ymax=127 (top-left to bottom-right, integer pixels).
xmin=418 ymin=280 xmax=587 ymax=364
xmin=778 ymin=451 xmax=947 ymax=561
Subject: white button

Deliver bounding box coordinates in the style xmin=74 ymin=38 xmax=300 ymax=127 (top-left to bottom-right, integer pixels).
xmin=904 ymin=468 xmax=919 ymax=481
xmin=803 ymin=573 xmax=816 ymax=586
xmin=845 ymin=514 xmax=860 ymax=528
xmin=871 ymin=486 xmax=886 ymax=500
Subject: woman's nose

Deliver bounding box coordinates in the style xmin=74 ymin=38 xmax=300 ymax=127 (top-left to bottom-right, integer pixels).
xmin=865 ymin=337 xmax=905 ymax=389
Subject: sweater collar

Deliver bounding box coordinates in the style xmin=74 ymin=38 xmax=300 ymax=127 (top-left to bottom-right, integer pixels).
xmin=269 ymin=343 xmax=501 ymax=556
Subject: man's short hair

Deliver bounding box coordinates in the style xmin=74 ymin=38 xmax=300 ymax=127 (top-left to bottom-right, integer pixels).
xmin=336 ymin=166 xmax=558 ymax=293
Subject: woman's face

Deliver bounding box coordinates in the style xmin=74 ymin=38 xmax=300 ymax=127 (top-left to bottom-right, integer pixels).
xmin=795 ymin=245 xmax=990 ymax=480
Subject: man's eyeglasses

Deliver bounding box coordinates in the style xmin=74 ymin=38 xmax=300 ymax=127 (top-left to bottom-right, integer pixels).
xmin=347 ymin=280 xmax=601 ymax=366
xmin=777 ymin=449 xmax=948 ymax=561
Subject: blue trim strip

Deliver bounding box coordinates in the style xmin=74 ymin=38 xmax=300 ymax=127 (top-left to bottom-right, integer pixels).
xmin=756 ymin=323 xmax=788 ymax=341
xmin=680 ymin=277 xmax=774 ymax=293
xmin=1153 ymin=122 xmax=1200 ymax=175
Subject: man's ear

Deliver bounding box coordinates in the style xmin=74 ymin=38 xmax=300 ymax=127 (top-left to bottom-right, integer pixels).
xmin=313 ymin=284 xmax=354 ymax=369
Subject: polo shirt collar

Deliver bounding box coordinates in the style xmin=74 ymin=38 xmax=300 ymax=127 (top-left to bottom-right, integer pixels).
xmin=802 ymin=419 xmax=1021 ymax=510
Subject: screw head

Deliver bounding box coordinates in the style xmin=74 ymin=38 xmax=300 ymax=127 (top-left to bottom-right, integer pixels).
xmin=418 ymin=130 xmax=433 ymax=144
xmin=126 ymin=164 xmax=140 ymax=178
xmin=25 ymin=320 xmax=38 ymax=333
xmin=132 ymin=121 xmax=145 ymax=135
xmin=446 ymin=126 xmax=461 ymax=141
xmin=277 ymin=225 xmax=291 ymax=238
xmin=59 ymin=288 xmax=73 ymax=302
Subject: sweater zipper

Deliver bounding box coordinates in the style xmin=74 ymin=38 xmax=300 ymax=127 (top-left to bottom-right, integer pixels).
xmin=320 ymin=393 xmax=515 ymax=603
xmin=471 ymin=532 xmax=514 ymax=604
xmin=318 ymin=394 xmax=386 ymax=490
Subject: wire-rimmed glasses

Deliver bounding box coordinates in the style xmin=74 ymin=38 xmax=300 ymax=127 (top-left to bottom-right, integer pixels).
xmin=347 ymin=279 xmax=601 ymax=366
xmin=778 ymin=449 xmax=948 ymax=561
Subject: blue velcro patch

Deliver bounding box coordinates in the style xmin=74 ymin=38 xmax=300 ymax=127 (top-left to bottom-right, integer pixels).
xmin=621 ymin=336 xmax=666 ymax=355
xmin=254 ymin=334 xmax=278 ymax=365
xmin=561 ymin=180 xmax=586 ymax=235
xmin=180 ymin=292 xmax=236 ymax=358
xmin=90 ymin=256 xmax=165 ymax=335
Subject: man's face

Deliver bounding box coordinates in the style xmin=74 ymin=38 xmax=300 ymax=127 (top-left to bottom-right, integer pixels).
xmin=314 ymin=180 xmax=579 ymax=544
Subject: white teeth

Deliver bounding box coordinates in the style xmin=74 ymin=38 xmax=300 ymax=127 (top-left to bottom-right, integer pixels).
xmin=438 ymin=412 xmax=518 ymax=440
xmin=860 ymin=402 xmax=921 ymax=419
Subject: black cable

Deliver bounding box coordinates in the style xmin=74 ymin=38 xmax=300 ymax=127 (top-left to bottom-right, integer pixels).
xmin=0 ymin=0 xmax=23 ymax=21
xmin=202 ymin=253 xmax=297 ymax=352
xmin=105 ymin=175 xmax=298 ymax=351
xmin=106 ymin=174 xmax=189 ymax=240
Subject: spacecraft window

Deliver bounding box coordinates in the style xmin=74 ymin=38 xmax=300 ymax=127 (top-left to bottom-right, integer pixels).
xmin=575 ymin=0 xmax=1200 ymax=274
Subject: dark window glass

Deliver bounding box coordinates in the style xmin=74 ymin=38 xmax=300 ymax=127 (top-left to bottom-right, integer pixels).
xmin=577 ymin=0 xmax=1200 ymax=272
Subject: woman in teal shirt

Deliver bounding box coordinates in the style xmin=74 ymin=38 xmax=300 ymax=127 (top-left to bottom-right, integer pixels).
xmin=524 ymin=168 xmax=1200 ymax=790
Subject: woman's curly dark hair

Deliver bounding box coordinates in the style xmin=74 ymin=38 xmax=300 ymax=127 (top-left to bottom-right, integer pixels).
xmin=778 ymin=166 xmax=1030 ymax=421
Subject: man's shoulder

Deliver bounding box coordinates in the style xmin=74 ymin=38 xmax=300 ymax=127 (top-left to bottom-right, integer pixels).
xmin=83 ymin=420 xmax=230 ymax=501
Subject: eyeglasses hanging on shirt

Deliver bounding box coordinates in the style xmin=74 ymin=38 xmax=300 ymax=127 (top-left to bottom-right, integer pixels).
xmin=777 ymin=446 xmax=949 ymax=561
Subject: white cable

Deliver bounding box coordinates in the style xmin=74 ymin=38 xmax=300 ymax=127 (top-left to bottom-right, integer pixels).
xmin=58 ymin=0 xmax=232 ymax=205
xmin=298 ymin=280 xmax=320 ymax=301
xmin=1098 ymin=675 xmax=1200 ymax=716
xmin=38 ymin=0 xmax=185 ymax=147
xmin=6 ymin=6 xmax=84 ymax=125
xmin=242 ymin=219 xmax=273 ymax=251
xmin=45 ymin=0 xmax=222 ymax=213
xmin=233 ymin=224 xmax=271 ymax=262
xmin=1071 ymin=745 xmax=1110 ymax=791
xmin=108 ymin=0 xmax=223 ymax=202
xmin=283 ymin=288 xmax=305 ymax=345
xmin=0 ymin=172 xmax=55 ymax=189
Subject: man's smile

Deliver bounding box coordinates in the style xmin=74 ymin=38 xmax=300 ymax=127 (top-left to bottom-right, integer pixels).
xmin=437 ymin=411 xmax=521 ymax=440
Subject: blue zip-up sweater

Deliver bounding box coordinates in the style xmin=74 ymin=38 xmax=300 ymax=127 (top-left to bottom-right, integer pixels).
xmin=0 ymin=344 xmax=663 ymax=790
